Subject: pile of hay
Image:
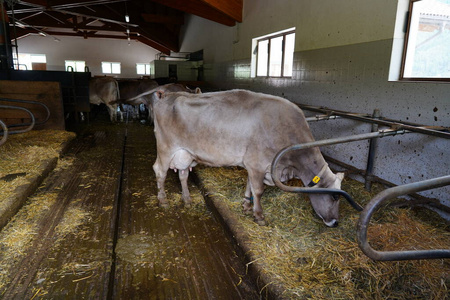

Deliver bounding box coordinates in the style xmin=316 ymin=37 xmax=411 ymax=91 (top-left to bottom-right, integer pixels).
xmin=196 ymin=166 xmax=449 ymax=299
xmin=0 ymin=130 xmax=75 ymax=207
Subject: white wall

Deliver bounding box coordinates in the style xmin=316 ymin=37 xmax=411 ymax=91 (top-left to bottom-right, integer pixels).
xmin=16 ymin=35 xmax=159 ymax=78
xmin=180 ymin=0 xmax=398 ymax=61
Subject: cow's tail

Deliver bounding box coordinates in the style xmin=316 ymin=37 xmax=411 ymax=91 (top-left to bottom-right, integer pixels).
xmin=115 ymin=80 xmax=121 ymax=101
xmin=128 ymin=87 xmax=160 ymax=104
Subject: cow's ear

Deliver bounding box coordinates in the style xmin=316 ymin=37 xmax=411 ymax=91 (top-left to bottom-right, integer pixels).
xmin=195 ymin=87 xmax=202 ymax=94
xmin=336 ymin=172 xmax=345 ymax=182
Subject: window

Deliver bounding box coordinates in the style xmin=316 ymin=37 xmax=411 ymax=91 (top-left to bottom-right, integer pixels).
xmin=401 ymin=0 xmax=450 ymax=80
xmin=136 ymin=63 xmax=151 ymax=75
xmin=65 ymin=60 xmax=86 ymax=72
xmin=252 ymin=28 xmax=295 ymax=77
xmin=102 ymin=62 xmax=121 ymax=74
xmin=16 ymin=53 xmax=46 ymax=70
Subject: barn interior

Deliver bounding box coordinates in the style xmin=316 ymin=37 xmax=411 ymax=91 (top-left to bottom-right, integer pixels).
xmin=0 ymin=0 xmax=449 ymax=299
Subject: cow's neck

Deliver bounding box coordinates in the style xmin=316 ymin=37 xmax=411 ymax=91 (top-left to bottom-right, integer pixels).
xmin=297 ymin=150 xmax=334 ymax=188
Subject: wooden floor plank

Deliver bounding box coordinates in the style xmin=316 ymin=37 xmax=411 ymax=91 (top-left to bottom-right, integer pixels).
xmin=0 ymin=123 xmax=125 ymax=299
xmin=112 ymin=122 xmax=259 ymax=299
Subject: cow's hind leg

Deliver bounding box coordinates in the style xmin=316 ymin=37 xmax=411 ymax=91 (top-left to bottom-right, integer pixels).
xmin=178 ymin=168 xmax=192 ymax=207
xmin=106 ymin=104 xmax=117 ymax=122
xmin=247 ymin=170 xmax=266 ymax=226
xmin=242 ymin=176 xmax=253 ymax=215
xmin=153 ymin=158 xmax=169 ymax=208
xmin=169 ymin=149 xmax=194 ymax=207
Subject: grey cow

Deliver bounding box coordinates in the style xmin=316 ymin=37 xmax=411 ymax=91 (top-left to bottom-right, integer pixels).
xmin=150 ymin=89 xmax=345 ymax=227
xmin=89 ymin=76 xmax=121 ymax=122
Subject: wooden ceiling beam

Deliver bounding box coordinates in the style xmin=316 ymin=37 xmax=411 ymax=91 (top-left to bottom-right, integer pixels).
xmin=199 ymin=0 xmax=242 ymax=23
xmin=136 ymin=36 xmax=171 ymax=54
xmin=148 ymin=0 xmax=240 ymax=26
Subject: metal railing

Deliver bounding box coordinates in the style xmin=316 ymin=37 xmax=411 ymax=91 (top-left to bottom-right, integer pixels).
xmin=0 ymin=98 xmax=50 ymax=128
xmin=271 ymin=103 xmax=449 ymax=260
xmin=271 ymin=128 xmax=412 ymax=211
xmin=357 ymin=175 xmax=450 ymax=261
xmin=0 ymin=119 xmax=8 ymax=146
xmin=299 ymin=104 xmax=450 ymax=139
xmin=0 ymin=105 xmax=35 ymax=134
xmin=0 ymin=98 xmax=50 ymax=146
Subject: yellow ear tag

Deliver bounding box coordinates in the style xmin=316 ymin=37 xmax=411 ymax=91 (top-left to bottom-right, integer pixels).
xmin=312 ymin=176 xmax=321 ymax=184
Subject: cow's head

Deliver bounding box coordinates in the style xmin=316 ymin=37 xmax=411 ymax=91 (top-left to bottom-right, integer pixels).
xmin=309 ymin=172 xmax=344 ymax=227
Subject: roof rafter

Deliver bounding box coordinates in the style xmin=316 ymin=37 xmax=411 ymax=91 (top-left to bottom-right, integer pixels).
xmin=147 ymin=0 xmax=241 ymax=26
xmin=6 ymin=0 xmax=243 ymax=53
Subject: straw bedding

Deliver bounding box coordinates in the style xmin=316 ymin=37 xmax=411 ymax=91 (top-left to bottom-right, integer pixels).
xmin=0 ymin=130 xmax=76 ymax=291
xmin=195 ymin=165 xmax=449 ymax=299
xmin=0 ymin=130 xmax=75 ymax=210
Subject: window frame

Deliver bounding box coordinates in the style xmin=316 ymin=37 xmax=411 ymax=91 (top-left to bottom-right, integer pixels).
xmin=136 ymin=63 xmax=151 ymax=75
xmin=255 ymin=30 xmax=295 ymax=78
xmin=65 ymin=60 xmax=86 ymax=72
xmin=400 ymin=0 xmax=450 ymax=82
xmin=15 ymin=53 xmax=46 ymax=70
xmin=101 ymin=61 xmax=121 ymax=74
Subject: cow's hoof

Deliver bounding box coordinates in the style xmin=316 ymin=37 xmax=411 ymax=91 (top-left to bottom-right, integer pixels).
xmin=255 ymin=219 xmax=266 ymax=226
xmin=183 ymin=196 xmax=192 ymax=208
xmin=242 ymin=208 xmax=253 ymax=215
xmin=242 ymin=199 xmax=253 ymax=214
xmin=159 ymin=202 xmax=169 ymax=209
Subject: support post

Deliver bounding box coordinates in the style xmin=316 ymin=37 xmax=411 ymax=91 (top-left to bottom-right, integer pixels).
xmin=365 ymin=109 xmax=380 ymax=191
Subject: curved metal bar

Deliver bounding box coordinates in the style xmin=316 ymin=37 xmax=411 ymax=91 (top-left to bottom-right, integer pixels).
xmin=0 ymin=119 xmax=8 ymax=146
xmin=271 ymin=129 xmax=408 ymax=211
xmin=0 ymin=105 xmax=36 ymax=134
xmin=0 ymin=98 xmax=50 ymax=127
xmin=357 ymin=175 xmax=450 ymax=261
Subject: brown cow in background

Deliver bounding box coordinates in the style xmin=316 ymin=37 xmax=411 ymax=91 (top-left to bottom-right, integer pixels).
xmin=89 ymin=76 xmax=121 ymax=122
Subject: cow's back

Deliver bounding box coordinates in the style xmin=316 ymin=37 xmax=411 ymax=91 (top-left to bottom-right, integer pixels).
xmin=119 ymin=79 xmax=158 ymax=99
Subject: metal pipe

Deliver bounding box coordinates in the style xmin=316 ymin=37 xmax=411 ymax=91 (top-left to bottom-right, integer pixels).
xmin=0 ymin=98 xmax=50 ymax=126
xmin=305 ymin=115 xmax=341 ymax=122
xmin=298 ymin=104 xmax=450 ymax=139
xmin=357 ymin=175 xmax=450 ymax=261
xmin=365 ymin=109 xmax=380 ymax=191
xmin=0 ymin=104 xmax=35 ymax=134
xmin=271 ymin=129 xmax=408 ymax=211
xmin=0 ymin=119 xmax=7 ymax=146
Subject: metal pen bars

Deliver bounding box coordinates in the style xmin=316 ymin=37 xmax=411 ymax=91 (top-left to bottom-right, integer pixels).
xmin=0 ymin=98 xmax=50 ymax=146
xmin=271 ymin=103 xmax=449 ymax=261
xmin=357 ymin=175 xmax=450 ymax=261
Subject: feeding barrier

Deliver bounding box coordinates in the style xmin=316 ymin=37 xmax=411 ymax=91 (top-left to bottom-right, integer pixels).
xmin=357 ymin=175 xmax=450 ymax=260
xmin=271 ymin=104 xmax=450 ymax=261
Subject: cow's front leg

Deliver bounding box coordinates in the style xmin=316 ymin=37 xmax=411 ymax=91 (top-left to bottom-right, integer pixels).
xmin=178 ymin=168 xmax=192 ymax=207
xmin=242 ymin=176 xmax=253 ymax=215
xmin=153 ymin=159 xmax=169 ymax=208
